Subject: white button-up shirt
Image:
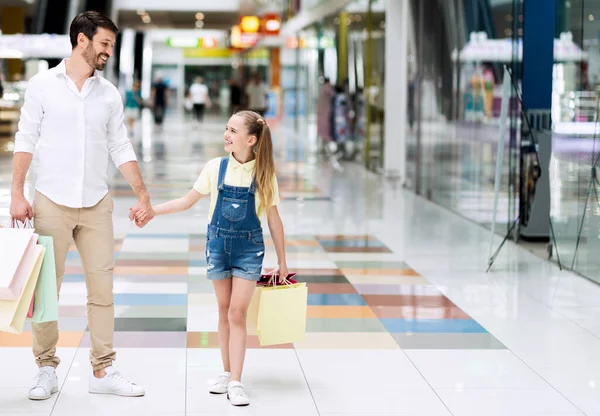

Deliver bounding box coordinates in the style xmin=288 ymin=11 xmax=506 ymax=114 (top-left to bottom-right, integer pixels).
xmin=13 ymin=59 xmax=137 ymax=208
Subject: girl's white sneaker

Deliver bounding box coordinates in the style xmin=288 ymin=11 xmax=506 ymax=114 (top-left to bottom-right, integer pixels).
xmin=208 ymin=372 xmax=230 ymax=394
xmin=227 ymin=381 xmax=250 ymax=406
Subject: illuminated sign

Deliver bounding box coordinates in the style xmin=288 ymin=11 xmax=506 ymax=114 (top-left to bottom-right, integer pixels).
xmin=240 ymin=16 xmax=260 ymax=34
xmin=202 ymin=37 xmax=217 ymax=48
xmin=262 ymin=14 xmax=281 ymax=35
xmin=286 ymin=36 xmax=306 ymax=49
xmin=167 ymin=37 xmax=218 ymax=49
xmin=230 ymin=25 xmax=257 ymax=49
xmin=167 ymin=37 xmax=200 ymax=48
xmin=183 ymin=48 xmax=269 ymax=59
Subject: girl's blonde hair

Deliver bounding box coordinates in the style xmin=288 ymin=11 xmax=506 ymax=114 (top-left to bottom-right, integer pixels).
xmin=234 ymin=110 xmax=275 ymax=211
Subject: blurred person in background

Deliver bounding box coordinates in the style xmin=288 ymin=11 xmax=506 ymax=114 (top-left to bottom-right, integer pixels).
xmin=245 ymin=73 xmax=268 ymax=116
xmin=124 ymin=79 xmax=142 ymax=137
xmin=229 ymin=78 xmax=242 ymax=114
xmin=188 ymin=76 xmax=210 ymax=124
xmin=151 ymin=73 xmax=169 ymax=130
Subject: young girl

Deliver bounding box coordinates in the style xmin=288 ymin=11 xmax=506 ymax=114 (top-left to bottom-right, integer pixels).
xmin=134 ymin=111 xmax=288 ymax=407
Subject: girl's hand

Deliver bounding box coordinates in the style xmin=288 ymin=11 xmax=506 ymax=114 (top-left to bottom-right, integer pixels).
xmin=134 ymin=208 xmax=148 ymax=226
xmin=278 ymin=263 xmax=289 ymax=284
xmin=267 ymin=264 xmax=289 ymax=285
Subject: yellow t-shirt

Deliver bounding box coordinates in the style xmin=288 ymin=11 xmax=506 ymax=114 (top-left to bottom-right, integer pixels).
xmin=193 ymin=154 xmax=280 ymax=220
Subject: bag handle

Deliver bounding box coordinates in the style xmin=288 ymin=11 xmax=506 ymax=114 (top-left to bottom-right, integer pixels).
xmin=269 ymin=268 xmax=294 ymax=290
xmin=6 ymin=217 xmax=34 ymax=229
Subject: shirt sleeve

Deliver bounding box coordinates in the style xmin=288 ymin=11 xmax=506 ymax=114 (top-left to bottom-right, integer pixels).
xmin=271 ymin=174 xmax=280 ymax=206
xmin=107 ymin=91 xmax=137 ymax=168
xmin=193 ymin=159 xmax=216 ymax=195
xmin=13 ymin=77 xmax=43 ymax=154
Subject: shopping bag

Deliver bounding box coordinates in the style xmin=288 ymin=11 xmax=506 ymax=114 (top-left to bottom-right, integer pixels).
xmin=30 ymin=236 xmax=59 ymax=323
xmin=256 ymin=282 xmax=307 ymax=346
xmin=0 ymin=228 xmax=39 ymax=300
xmin=26 ymin=295 xmax=34 ymax=319
xmin=246 ymin=287 xmax=262 ymax=335
xmin=0 ymin=245 xmax=45 ymax=334
xmin=248 ymin=270 xmax=298 ymax=335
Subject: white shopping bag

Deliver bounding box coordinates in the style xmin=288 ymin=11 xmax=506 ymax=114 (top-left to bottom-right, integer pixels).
xmin=0 ymin=228 xmax=39 ymax=300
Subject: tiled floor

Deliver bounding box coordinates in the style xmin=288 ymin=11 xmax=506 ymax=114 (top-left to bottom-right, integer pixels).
xmin=1 ymin=112 xmax=600 ymax=415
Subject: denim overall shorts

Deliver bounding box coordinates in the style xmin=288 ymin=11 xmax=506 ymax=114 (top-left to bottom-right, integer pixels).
xmin=206 ymin=157 xmax=265 ymax=281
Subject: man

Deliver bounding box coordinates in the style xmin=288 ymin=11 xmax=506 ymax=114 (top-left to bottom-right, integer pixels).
xmin=188 ymin=76 xmax=210 ymax=123
xmin=150 ymin=73 xmax=169 ymax=130
xmin=9 ymin=11 xmax=155 ymax=400
xmin=228 ymin=78 xmax=242 ymax=114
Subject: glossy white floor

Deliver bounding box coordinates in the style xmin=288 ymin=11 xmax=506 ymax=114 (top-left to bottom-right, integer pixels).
xmin=0 ymin=112 xmax=600 ymax=415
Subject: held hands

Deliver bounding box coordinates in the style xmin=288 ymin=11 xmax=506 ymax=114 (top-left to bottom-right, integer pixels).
xmin=129 ymin=198 xmax=155 ymax=228
xmin=9 ymin=195 xmax=33 ymax=223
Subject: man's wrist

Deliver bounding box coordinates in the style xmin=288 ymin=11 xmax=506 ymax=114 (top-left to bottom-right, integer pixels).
xmin=137 ymin=192 xmax=150 ymax=203
xmin=11 ymin=189 xmax=25 ymax=199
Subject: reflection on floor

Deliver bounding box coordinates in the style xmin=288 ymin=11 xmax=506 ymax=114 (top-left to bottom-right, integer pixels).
xmin=0 ymin=113 xmax=600 ymax=415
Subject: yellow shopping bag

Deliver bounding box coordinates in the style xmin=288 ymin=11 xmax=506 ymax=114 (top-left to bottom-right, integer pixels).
xmin=0 ymin=245 xmax=45 ymax=334
xmin=246 ymin=287 xmax=261 ymax=336
xmin=256 ymin=282 xmax=307 ymax=346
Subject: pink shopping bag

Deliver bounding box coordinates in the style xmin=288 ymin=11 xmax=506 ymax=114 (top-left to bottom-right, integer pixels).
xmin=26 ymin=295 xmax=34 ymax=319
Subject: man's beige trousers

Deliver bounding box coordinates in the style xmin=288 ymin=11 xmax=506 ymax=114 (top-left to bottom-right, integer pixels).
xmin=32 ymin=191 xmax=116 ymax=371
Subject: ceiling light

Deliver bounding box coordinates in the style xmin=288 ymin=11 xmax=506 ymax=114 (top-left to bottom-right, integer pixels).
xmin=195 ymin=20 xmax=204 ymax=28
xmin=196 ymin=12 xmax=205 ymax=20
xmin=142 ymin=15 xmax=151 ymax=24
xmin=137 ymin=9 xmax=145 ymax=15
xmin=590 ymin=14 xmax=595 ymax=21
xmin=265 ymin=19 xmax=281 ymax=32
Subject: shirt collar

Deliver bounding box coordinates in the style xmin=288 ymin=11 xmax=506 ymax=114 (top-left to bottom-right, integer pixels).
xmin=56 ymin=59 xmax=99 ymax=80
xmin=229 ymin=153 xmax=255 ymax=172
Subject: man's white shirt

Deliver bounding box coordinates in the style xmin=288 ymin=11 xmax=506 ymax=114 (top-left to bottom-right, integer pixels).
xmin=13 ymin=59 xmax=136 ymax=208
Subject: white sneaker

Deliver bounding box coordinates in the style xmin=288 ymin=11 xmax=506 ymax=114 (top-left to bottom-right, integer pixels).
xmin=88 ymin=366 xmax=145 ymax=397
xmin=29 ymin=366 xmax=58 ymax=401
xmin=209 ymin=371 xmax=230 ymax=394
xmin=227 ymin=381 xmax=250 ymax=406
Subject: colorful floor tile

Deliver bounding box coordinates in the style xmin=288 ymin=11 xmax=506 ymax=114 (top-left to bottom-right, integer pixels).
xmin=0 ymin=232 xmax=503 ymax=352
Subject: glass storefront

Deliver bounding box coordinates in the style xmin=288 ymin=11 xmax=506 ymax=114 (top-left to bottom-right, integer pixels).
xmin=408 ymin=0 xmax=523 ymax=239
xmin=401 ymin=0 xmax=600 ymax=284
xmin=550 ymin=0 xmax=600 ymax=281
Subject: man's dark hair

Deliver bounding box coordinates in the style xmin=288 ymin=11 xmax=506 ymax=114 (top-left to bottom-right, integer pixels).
xmin=69 ymin=11 xmax=119 ymax=49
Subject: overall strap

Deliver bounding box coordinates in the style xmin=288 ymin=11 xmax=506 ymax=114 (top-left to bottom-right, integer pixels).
xmin=249 ymin=175 xmax=256 ymax=195
xmin=217 ymin=157 xmax=229 ymax=191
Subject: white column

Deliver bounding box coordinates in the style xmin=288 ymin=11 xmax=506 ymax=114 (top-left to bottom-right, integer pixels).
xmin=118 ymin=28 xmax=136 ymax=91
xmin=383 ymin=0 xmax=408 ymax=180
xmin=141 ymin=32 xmax=154 ymax=100
xmin=105 ymin=4 xmax=121 ymax=86
xmin=177 ymin=63 xmax=185 ymax=109
xmin=64 ymin=0 xmax=81 ymax=34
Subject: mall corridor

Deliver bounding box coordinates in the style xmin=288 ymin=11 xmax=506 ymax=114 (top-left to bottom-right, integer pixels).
xmin=0 ymin=113 xmax=598 ymax=415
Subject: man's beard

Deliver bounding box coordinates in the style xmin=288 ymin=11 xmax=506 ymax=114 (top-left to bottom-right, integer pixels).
xmin=83 ymin=43 xmax=108 ymax=71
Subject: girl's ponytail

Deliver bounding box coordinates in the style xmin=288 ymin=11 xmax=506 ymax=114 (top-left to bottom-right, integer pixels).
xmin=235 ymin=111 xmax=276 ymax=211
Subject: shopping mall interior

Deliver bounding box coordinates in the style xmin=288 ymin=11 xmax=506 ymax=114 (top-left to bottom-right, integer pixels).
xmin=3 ymin=0 xmax=600 ymax=414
